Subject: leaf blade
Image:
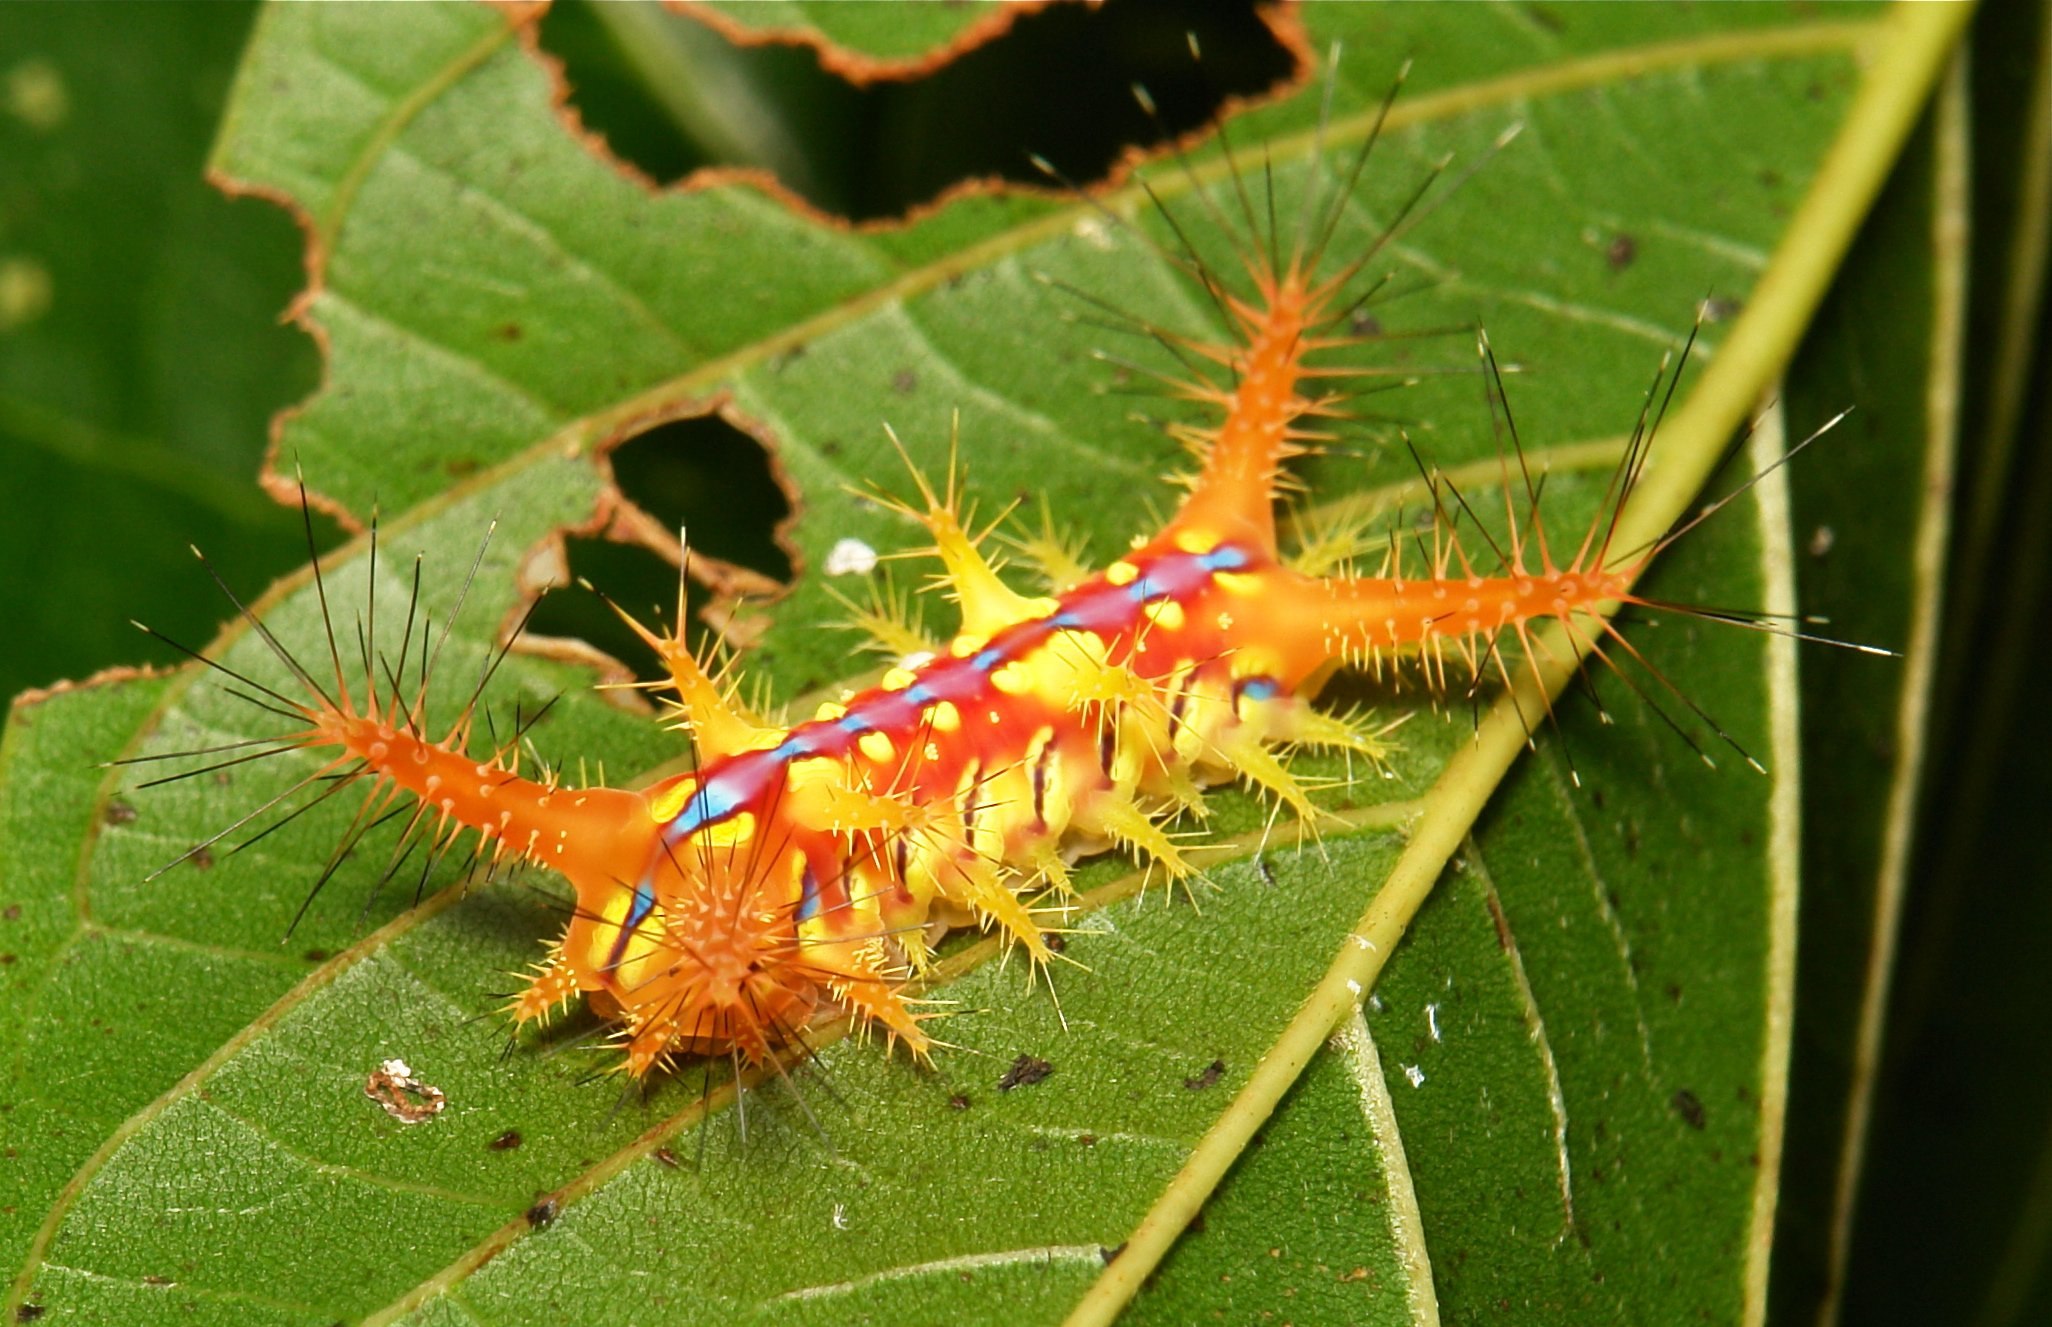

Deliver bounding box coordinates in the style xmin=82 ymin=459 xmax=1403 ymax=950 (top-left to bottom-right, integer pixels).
xmin=0 ymin=5 xmax=1965 ymax=1325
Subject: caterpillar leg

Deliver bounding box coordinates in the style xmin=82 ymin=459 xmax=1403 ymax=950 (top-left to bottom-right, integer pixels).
xmin=622 ymin=1008 xmax=689 ymax=1078
xmin=948 ymin=860 xmax=1056 ymax=966
xmin=508 ymin=946 xmax=583 ymax=1028
xmin=1085 ymin=795 xmax=1194 ymax=883
xmin=1218 ymin=732 xmax=1322 ymax=824
xmin=1292 ymin=707 xmax=1399 ymax=764
xmin=830 ymin=968 xmax=934 ymax=1060
xmin=1025 ymin=843 xmax=1075 ymax=898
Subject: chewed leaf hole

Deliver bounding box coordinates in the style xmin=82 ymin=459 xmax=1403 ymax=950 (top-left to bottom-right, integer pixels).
xmin=610 ymin=412 xmax=795 ymax=585
xmin=530 ymin=412 xmax=793 ymax=685
xmin=535 ymin=0 xmax=1297 ymax=221
xmin=525 ymin=536 xmax=684 ymax=689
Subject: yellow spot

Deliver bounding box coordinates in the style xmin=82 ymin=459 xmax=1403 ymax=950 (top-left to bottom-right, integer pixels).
xmin=814 ymin=701 xmax=848 ymax=722
xmin=950 ymin=634 xmax=987 ymax=658
xmin=881 ymin=667 xmax=917 ymax=691
xmin=927 ymin=701 xmax=961 ymax=732
xmin=596 ymin=889 xmax=663 ymax=982
xmin=1143 ymin=599 xmax=1186 ymax=632
xmin=1105 ymin=561 xmax=1139 ymax=586
xmin=858 ymin=731 xmax=896 ymax=764
xmin=0 ymin=258 xmax=52 ymax=332
xmin=784 ymin=758 xmax=838 ymax=797
xmin=1174 ymin=529 xmax=1219 ymax=555
xmin=648 ymin=779 xmax=697 ymax=824
xmin=1233 ymin=649 xmax=1286 ymax=680
xmin=1215 ymin=572 xmax=1260 ymax=597
xmin=703 ymin=811 xmax=756 ymax=848
xmin=991 ymin=661 xmax=1034 ymax=696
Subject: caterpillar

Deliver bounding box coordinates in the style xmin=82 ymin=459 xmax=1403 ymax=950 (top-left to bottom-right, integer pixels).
xmin=131 ymin=104 xmax=1767 ymax=1082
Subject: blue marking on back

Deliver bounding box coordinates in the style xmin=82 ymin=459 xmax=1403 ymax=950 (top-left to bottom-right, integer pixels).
xmin=1238 ymin=676 xmax=1281 ymax=701
xmin=838 ymin=714 xmax=872 ymax=734
xmin=971 ymin=647 xmax=1003 ymax=671
xmin=775 ymin=731 xmax=822 ymax=760
xmin=606 ymin=880 xmax=657 ymax=972
xmin=1200 ymin=544 xmax=1251 ymax=572
xmin=665 ymin=775 xmax=744 ymax=842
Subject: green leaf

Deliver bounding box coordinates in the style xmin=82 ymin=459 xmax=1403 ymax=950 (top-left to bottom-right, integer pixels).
xmin=0 ymin=0 xmax=319 ymax=705
xmin=692 ymin=0 xmax=1005 ymax=65
xmin=0 ymin=4 xmax=1968 ymax=1325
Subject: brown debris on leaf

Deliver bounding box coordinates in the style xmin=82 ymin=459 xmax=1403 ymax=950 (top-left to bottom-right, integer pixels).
xmin=364 ymin=1058 xmax=447 ymax=1125
xmin=998 ymin=1053 xmax=1054 ymax=1092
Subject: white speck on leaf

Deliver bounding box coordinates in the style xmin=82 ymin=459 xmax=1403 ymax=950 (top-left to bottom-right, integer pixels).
xmin=824 ymin=538 xmax=878 ymax=576
xmin=1072 ymin=215 xmax=1115 ymax=250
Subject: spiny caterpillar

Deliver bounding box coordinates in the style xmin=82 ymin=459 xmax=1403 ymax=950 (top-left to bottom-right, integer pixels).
xmin=133 ymin=99 xmax=1742 ymax=1081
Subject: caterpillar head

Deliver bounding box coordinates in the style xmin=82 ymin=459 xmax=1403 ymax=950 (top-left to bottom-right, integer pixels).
xmin=541 ymin=768 xmax=934 ymax=1075
xmin=574 ymin=846 xmax=817 ymax=1074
